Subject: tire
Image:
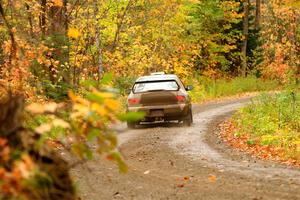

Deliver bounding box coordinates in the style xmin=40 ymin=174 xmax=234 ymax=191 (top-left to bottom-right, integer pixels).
xmin=183 ymin=109 xmax=193 ymax=126
xmin=127 ymin=121 xmax=136 ymax=129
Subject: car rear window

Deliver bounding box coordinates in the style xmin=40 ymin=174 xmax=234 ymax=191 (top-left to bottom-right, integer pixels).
xmin=133 ymin=80 xmax=179 ymax=93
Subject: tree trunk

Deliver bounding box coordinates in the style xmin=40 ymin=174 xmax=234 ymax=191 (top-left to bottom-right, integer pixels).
xmin=93 ymin=0 xmax=103 ymax=80
xmin=111 ymin=0 xmax=133 ymax=52
xmin=0 ymin=1 xmax=16 ymax=66
xmin=25 ymin=3 xmax=34 ymax=36
xmin=255 ymin=0 xmax=261 ymax=30
xmin=241 ymin=0 xmax=250 ymax=77
xmin=62 ymin=0 xmax=71 ymax=84
xmin=47 ymin=0 xmax=70 ymax=84
xmin=40 ymin=0 xmax=46 ymax=36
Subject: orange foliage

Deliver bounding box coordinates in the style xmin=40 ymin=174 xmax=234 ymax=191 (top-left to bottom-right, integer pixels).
xmin=260 ymin=1 xmax=300 ymax=82
xmin=219 ymin=121 xmax=300 ymax=167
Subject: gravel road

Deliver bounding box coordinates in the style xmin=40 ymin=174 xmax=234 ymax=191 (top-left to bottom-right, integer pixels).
xmin=70 ymin=97 xmax=300 ymax=200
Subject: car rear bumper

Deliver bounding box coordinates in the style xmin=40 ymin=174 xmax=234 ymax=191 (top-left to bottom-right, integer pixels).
xmin=127 ymin=103 xmax=191 ymax=120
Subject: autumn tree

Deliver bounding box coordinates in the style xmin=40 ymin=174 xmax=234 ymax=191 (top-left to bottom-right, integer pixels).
xmin=67 ymin=0 xmax=195 ymax=82
xmin=187 ymin=0 xmax=244 ymax=77
xmin=257 ymin=0 xmax=300 ymax=82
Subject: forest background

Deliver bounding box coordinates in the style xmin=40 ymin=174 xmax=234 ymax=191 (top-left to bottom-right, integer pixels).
xmin=1 ymin=0 xmax=299 ymax=99
xmin=0 ymin=0 xmax=299 ymax=199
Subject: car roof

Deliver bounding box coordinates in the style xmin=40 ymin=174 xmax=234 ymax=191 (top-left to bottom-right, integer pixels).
xmin=135 ymin=74 xmax=179 ymax=82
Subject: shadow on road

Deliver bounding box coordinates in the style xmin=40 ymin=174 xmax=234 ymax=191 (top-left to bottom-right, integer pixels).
xmin=134 ymin=121 xmax=186 ymax=129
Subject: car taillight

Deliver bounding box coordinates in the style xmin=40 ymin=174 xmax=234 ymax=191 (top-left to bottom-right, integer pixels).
xmin=176 ymin=95 xmax=186 ymax=102
xmin=128 ymin=98 xmax=140 ymax=106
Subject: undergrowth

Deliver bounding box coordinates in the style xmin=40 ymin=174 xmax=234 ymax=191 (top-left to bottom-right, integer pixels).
xmin=232 ymin=90 xmax=300 ymax=161
xmin=189 ymin=76 xmax=279 ymax=102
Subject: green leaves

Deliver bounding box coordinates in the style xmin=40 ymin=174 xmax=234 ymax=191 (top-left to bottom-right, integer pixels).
xmin=118 ymin=111 xmax=145 ymax=122
xmin=107 ymin=152 xmax=128 ymax=173
xmin=72 ymin=143 xmax=93 ymax=160
xmin=233 ymin=91 xmax=300 ymax=161
xmin=101 ymin=73 xmax=113 ymax=85
xmin=80 ymin=79 xmax=99 ymax=88
xmin=188 ymin=0 xmax=243 ymax=76
xmin=24 ymin=82 xmax=132 ymax=174
xmin=86 ymin=92 xmax=105 ymax=104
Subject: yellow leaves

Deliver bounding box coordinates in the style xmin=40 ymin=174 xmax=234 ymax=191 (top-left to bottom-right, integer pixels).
xmin=44 ymin=102 xmax=60 ymax=113
xmin=68 ymin=90 xmax=78 ymax=102
xmin=35 ymin=123 xmax=52 ymax=134
xmin=52 ymin=118 xmax=70 ymax=129
xmin=296 ymin=145 xmax=300 ymax=156
xmin=69 ymin=91 xmax=91 ymax=119
xmin=3 ymin=40 xmax=12 ymax=54
xmin=0 ymin=84 xmax=9 ymax=104
xmin=223 ymin=44 xmax=237 ymax=53
xmin=68 ymin=28 xmax=81 ymax=39
xmin=69 ymin=89 xmax=121 ymax=121
xmin=92 ymin=90 xmax=115 ymax=99
xmin=104 ymin=99 xmax=120 ymax=111
xmin=26 ymin=102 xmax=61 ymax=114
xmin=65 ymin=87 xmax=128 ymax=169
xmin=35 ymin=117 xmax=70 ymax=134
xmin=91 ymin=103 xmax=108 ymax=116
xmin=52 ymin=0 xmax=63 ymax=7
xmin=26 ymin=102 xmax=69 ymax=135
xmin=68 ymin=91 xmax=89 ymax=105
xmin=72 ymin=104 xmax=89 ymax=119
xmin=283 ymin=0 xmax=300 ymax=9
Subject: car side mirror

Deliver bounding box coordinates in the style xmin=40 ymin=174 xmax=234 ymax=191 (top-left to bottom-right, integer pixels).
xmin=185 ymin=85 xmax=194 ymax=91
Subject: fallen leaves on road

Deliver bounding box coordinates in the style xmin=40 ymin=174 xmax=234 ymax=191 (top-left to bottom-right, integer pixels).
xmin=174 ymin=175 xmax=192 ymax=188
xmin=208 ymin=174 xmax=217 ymax=183
xmin=219 ymin=121 xmax=300 ymax=167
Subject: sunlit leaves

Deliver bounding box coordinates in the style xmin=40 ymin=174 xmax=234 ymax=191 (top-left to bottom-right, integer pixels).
xmin=68 ymin=28 xmax=81 ymax=39
xmin=118 ymin=112 xmax=145 ymax=122
xmin=24 ymin=73 xmax=144 ymax=173
xmin=26 ymin=102 xmax=61 ymax=114
xmin=283 ymin=0 xmax=300 ymax=9
xmin=101 ymin=73 xmax=113 ymax=85
xmin=52 ymin=0 xmax=63 ymax=7
xmin=66 ymin=84 xmax=134 ymax=172
xmin=68 ymin=0 xmax=196 ymax=78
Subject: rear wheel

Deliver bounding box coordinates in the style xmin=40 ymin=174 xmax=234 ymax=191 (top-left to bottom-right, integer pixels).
xmin=183 ymin=109 xmax=193 ymax=126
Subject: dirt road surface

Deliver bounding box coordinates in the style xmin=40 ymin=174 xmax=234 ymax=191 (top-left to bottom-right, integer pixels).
xmin=68 ymin=97 xmax=300 ymax=200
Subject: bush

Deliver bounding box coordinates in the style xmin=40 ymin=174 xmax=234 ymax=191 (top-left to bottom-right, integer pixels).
xmin=113 ymin=76 xmax=136 ymax=96
xmin=41 ymin=80 xmax=71 ymax=100
xmin=232 ymin=91 xmax=300 ymax=160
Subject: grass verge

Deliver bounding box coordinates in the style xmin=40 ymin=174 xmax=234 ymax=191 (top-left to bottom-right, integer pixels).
xmin=220 ymin=91 xmax=300 ymax=166
xmin=188 ymin=76 xmax=279 ymax=102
